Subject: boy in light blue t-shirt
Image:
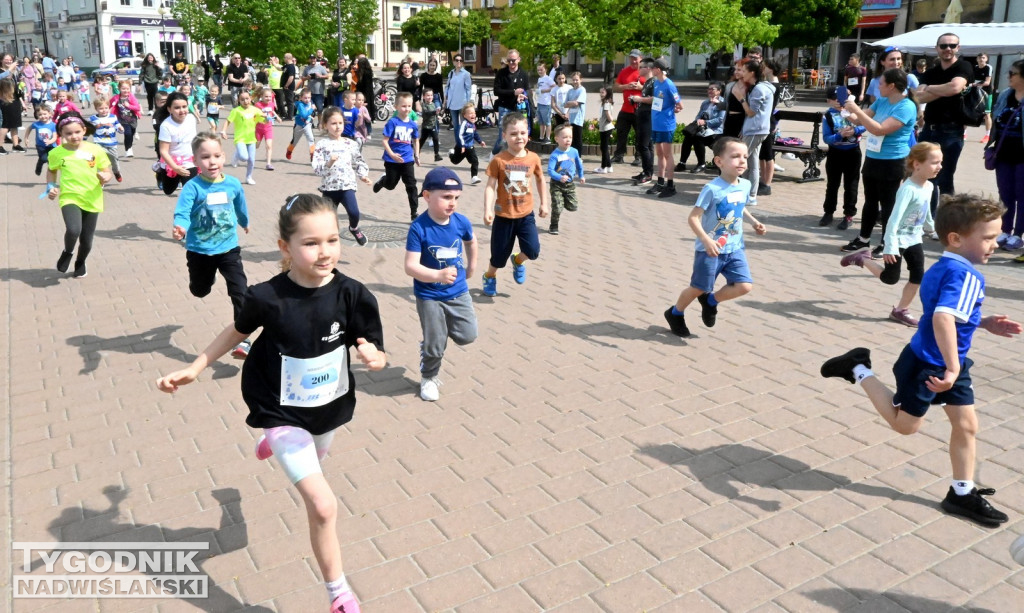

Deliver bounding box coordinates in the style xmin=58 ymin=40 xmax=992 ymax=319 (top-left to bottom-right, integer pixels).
xmin=664 ymin=137 xmax=766 ymax=337
xmin=546 ymin=123 xmax=584 ymax=236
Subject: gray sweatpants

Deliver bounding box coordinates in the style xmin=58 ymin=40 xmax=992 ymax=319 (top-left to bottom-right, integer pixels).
xmin=742 ymin=133 xmax=766 ymax=199
xmin=417 ymin=292 xmax=478 ymax=378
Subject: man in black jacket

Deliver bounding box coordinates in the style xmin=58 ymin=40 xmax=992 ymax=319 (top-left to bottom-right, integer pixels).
xmin=490 ymin=49 xmax=530 ymax=157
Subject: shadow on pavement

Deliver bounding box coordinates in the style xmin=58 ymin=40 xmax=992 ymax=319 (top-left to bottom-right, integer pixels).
xmin=0 ymin=266 xmax=63 ymax=288
xmin=94 ymin=222 xmax=178 ymax=243
xmin=638 ymin=442 xmax=934 ymax=513
xmin=536 ymin=319 xmax=688 ymax=347
xmin=804 ymin=586 xmax=997 ymax=613
xmin=740 ymin=299 xmax=882 ymax=323
xmin=67 ymin=324 xmax=239 ymax=379
xmin=27 ymin=485 xmax=272 ymax=612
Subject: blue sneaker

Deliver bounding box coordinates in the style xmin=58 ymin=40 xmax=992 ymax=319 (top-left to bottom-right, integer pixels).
xmin=482 ymin=274 xmax=497 ymax=296
xmin=511 ymin=253 xmax=527 ymax=284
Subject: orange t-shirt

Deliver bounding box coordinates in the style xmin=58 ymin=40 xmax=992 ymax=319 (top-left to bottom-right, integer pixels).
xmin=487 ymin=150 xmax=543 ymax=219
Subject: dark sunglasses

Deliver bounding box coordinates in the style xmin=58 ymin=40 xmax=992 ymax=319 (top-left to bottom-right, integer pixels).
xmin=508 ymin=58 xmax=520 ymax=63
xmin=883 ymin=46 xmax=901 ymax=54
xmin=938 ymin=43 xmax=958 ymax=50
xmin=1011 ymin=71 xmax=1021 ymax=77
xmin=454 ymin=58 xmax=463 ymax=62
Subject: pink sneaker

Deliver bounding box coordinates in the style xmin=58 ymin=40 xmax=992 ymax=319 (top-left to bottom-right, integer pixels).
xmin=254 ymin=435 xmax=273 ymax=460
xmin=889 ymin=307 xmax=919 ymax=328
xmin=840 ymin=248 xmax=872 ymax=268
xmin=330 ymin=590 xmax=361 ymax=613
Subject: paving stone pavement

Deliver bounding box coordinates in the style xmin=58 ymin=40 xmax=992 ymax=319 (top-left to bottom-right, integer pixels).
xmin=1 ymin=100 xmax=1022 ymax=613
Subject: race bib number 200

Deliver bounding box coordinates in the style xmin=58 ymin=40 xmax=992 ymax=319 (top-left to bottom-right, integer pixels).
xmin=280 ymin=345 xmax=349 ymax=408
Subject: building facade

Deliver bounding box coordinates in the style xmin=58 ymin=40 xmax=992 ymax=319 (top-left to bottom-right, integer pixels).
xmin=368 ymin=0 xmax=446 ymax=68
xmin=1 ymin=0 xmax=100 ymax=66
xmin=98 ymin=0 xmax=193 ymax=67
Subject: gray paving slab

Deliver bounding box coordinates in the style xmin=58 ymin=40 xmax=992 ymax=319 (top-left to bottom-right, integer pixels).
xmin=1 ymin=92 xmax=1023 ymax=613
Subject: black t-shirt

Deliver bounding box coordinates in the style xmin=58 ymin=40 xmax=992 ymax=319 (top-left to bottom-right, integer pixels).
xmin=921 ymin=58 xmax=974 ymax=125
xmin=234 ymin=270 xmax=385 ymax=435
xmin=723 ymin=83 xmax=745 ymax=138
xmin=973 ymin=64 xmax=993 ymax=95
xmin=282 ymin=64 xmax=297 ymax=91
xmin=225 ymin=62 xmax=248 ymax=87
xmin=172 ymin=58 xmax=187 ymax=74
xmin=419 ymin=72 xmax=443 ymax=100
xmin=634 ymin=79 xmax=654 ymax=118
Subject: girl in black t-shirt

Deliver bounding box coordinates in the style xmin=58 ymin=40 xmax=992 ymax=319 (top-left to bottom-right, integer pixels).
xmin=158 ymin=194 xmax=386 ymax=613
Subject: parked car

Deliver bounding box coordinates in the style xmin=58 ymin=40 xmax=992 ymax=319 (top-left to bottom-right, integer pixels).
xmin=92 ymin=57 xmax=145 ymax=84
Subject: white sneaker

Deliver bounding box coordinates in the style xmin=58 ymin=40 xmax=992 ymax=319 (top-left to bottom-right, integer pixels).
xmin=781 ymin=153 xmax=797 ymax=160
xmin=606 ymin=165 xmax=613 ymax=172
xmin=245 ymin=177 xmax=256 ymax=185
xmin=125 ymin=148 xmax=134 ymax=158
xmin=470 ymin=176 xmax=481 ymax=185
xmin=594 ymin=167 xmax=607 ymax=174
xmin=774 ymin=164 xmax=785 ymax=172
xmin=420 ymin=377 xmax=441 ymax=401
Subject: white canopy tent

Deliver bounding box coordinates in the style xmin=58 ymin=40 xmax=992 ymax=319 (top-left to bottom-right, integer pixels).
xmin=871 ymin=22 xmax=1024 ymax=55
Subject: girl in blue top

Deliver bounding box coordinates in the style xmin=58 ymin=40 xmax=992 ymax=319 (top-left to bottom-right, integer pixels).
xmin=840 ymin=68 xmax=918 ymax=257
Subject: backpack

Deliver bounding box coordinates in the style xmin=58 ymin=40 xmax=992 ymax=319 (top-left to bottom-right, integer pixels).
xmin=959 ymin=84 xmax=987 ymax=127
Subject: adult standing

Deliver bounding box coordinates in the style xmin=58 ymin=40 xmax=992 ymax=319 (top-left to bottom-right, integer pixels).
xmin=628 ymin=58 xmax=656 ymax=185
xmin=0 ymin=52 xmax=17 ymax=80
xmin=840 ymin=69 xmax=917 ymax=255
xmin=225 ymin=53 xmax=248 ymax=105
xmin=490 ymin=48 xmax=530 ymax=156
xmin=844 ymin=54 xmax=867 ymax=103
xmin=916 ymin=32 xmax=974 ymax=198
xmin=57 ymin=58 xmax=76 ymax=91
xmin=268 ymin=56 xmax=284 ymax=115
xmin=140 ymin=53 xmax=162 ymax=114
xmin=170 ymin=51 xmax=188 ymax=83
xmin=210 ymin=55 xmax=224 ymax=90
xmin=281 ymin=53 xmax=297 ymax=120
xmin=865 ymin=46 xmax=919 ymax=105
xmin=732 ymin=59 xmax=774 ymax=205
xmin=191 ymin=56 xmax=207 ymax=84
xmin=395 ymin=62 xmax=419 ymax=103
xmin=989 ymin=59 xmax=1024 ymax=253
xmin=611 ymin=50 xmax=646 ymax=165
xmin=41 ymin=53 xmax=57 ymax=76
xmin=302 ymin=54 xmax=329 ymax=116
xmin=313 ymin=49 xmax=330 ymax=69
xmin=975 ymin=53 xmax=994 ymax=143
xmin=445 ymin=54 xmax=472 ymax=134
xmin=354 ymin=57 xmax=375 ymax=124
xmin=419 ymin=58 xmax=443 ymax=109
xmin=330 ymin=56 xmax=350 ymax=108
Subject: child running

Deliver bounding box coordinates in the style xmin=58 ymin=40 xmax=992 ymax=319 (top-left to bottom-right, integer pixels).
xmin=220 ymin=90 xmax=265 ymax=184
xmin=171 ymin=133 xmax=253 ymax=359
xmin=254 ymin=87 xmax=278 ymax=170
xmin=822 ymin=194 xmax=1021 ymax=527
xmin=404 ymin=167 xmax=478 ymax=401
xmin=25 ymin=106 xmax=57 ymax=176
xmin=339 ymin=90 xmax=360 ymax=140
xmin=448 ymin=102 xmax=485 ymax=185
xmin=481 ymin=112 xmax=549 ymax=296
xmin=158 ymin=193 xmax=386 ymax=613
xmin=89 ymin=96 xmax=124 ymax=183
xmin=286 ymin=88 xmax=316 ymax=162
xmin=206 ymin=85 xmax=222 ymax=131
xmin=111 ymin=82 xmax=141 ymax=158
xmin=157 ymin=92 xmax=199 ymax=195
xmin=354 ymin=92 xmax=371 ymax=146
xmin=313 ymin=106 xmax=372 ymax=246
xmin=664 ymin=137 xmax=767 ymax=337
xmin=46 ymin=111 xmax=113 ymax=278
xmin=547 ymin=123 xmax=584 ymax=236
xmin=372 ymin=91 xmax=421 ymax=221
xmin=840 ymin=142 xmax=942 ymax=327
xmin=418 ymin=88 xmax=442 ymax=161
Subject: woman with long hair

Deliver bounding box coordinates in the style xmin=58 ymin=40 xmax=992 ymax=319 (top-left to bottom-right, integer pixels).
xmin=141 ymin=53 xmax=162 ymax=114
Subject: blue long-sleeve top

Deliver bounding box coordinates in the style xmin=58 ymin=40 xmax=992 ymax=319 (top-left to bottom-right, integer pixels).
xmin=693 ymin=99 xmax=726 ymax=134
xmin=173 ymin=174 xmax=249 ymax=255
xmin=547 ymin=146 xmax=584 ymax=182
xmin=456 ymin=120 xmax=484 ymax=148
xmin=294 ymin=100 xmax=315 ymax=128
xmin=822 ymin=107 xmax=865 ymax=150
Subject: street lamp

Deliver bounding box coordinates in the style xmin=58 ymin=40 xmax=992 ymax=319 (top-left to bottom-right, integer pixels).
xmin=451 ymin=8 xmax=468 ymax=56
xmin=157 ymin=6 xmax=169 ymax=62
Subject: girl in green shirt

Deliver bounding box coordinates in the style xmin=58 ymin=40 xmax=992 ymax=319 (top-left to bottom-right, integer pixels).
xmin=220 ymin=90 xmax=265 ymax=185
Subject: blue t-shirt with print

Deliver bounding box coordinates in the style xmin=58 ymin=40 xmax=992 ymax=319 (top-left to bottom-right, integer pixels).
xmin=547 ymin=147 xmax=584 ymax=181
xmin=651 ymin=78 xmax=681 ymax=133
xmin=383 ymin=115 xmax=419 ymax=163
xmin=32 ymin=120 xmax=57 ymax=148
xmin=341 ymin=106 xmax=359 ymax=138
xmin=693 ymin=176 xmax=751 ymax=255
xmin=865 ymin=96 xmax=916 ymax=160
xmin=173 ymin=174 xmax=250 ymax=256
xmin=406 ymin=211 xmax=475 ymax=301
xmin=910 ymin=252 xmax=984 ymax=367
xmin=90 ymin=114 xmax=120 ymax=147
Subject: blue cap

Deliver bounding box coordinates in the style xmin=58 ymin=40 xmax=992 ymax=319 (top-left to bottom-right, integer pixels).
xmin=421 ymin=167 xmax=463 ymax=193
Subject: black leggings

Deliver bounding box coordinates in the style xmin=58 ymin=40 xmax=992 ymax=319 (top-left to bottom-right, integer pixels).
xmin=122 ymin=123 xmax=136 ymax=151
xmin=159 ymin=167 xmax=198 ymax=195
xmin=419 ymin=128 xmax=439 ymax=155
xmin=880 ymin=243 xmax=925 ymax=286
xmin=322 ymin=189 xmax=361 ymax=229
xmin=382 ymin=161 xmax=418 ymax=216
xmin=144 ymin=82 xmax=158 ymax=112
xmin=61 ymin=205 xmax=99 ymax=264
xmin=858 ymin=157 xmax=903 ymax=242
xmin=599 ymin=130 xmax=612 ymax=168
xmin=449 ymin=145 xmax=479 ymax=177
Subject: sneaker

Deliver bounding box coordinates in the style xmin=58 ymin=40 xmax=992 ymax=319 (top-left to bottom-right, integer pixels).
xmin=606 ymin=165 xmax=613 ymax=173
xmin=231 ymin=339 xmax=251 ymax=359
xmin=350 ymin=227 xmax=368 ymax=246
xmin=820 ymin=347 xmax=872 ymax=384
xmin=372 ymin=175 xmax=385 ymax=193
xmin=419 ymin=377 xmax=441 ymax=401
xmin=611 ymin=154 xmax=624 ymax=164
xmin=0 ymin=147 xmax=8 ymax=155
xmin=511 ymin=253 xmax=526 ymax=284
xmin=757 ymin=183 xmax=771 ymax=196
xmin=254 ymin=435 xmax=273 ymax=460
xmin=1015 ymin=252 xmax=1024 ymax=263
xmin=697 ymin=294 xmax=718 ymax=328
xmin=286 ymin=148 xmax=293 ymax=160
xmin=125 ymin=148 xmax=134 ymax=158
xmin=658 ymin=185 xmax=677 ymax=198
xmin=840 ymin=248 xmax=872 ymax=268
xmin=630 ymin=172 xmax=644 ymax=182
xmin=774 ymin=164 xmax=786 ymax=172
xmin=1005 ymin=235 xmax=1024 ymax=251
xmin=691 ymin=165 xmax=706 ymax=174
xmin=482 ymin=274 xmax=497 ymax=296
xmin=645 ymin=183 xmax=664 ymax=194
xmin=940 ymin=487 xmax=1009 ymax=526
xmin=434 ymin=154 xmax=443 ymax=162
xmin=781 ymin=153 xmax=797 ymax=160
xmin=115 ymin=173 xmax=123 ymax=183
xmin=631 ymin=157 xmax=641 ymax=167
xmin=330 ymin=590 xmax=362 ymax=613
xmin=470 ymin=176 xmax=481 ymax=185
xmin=594 ymin=167 xmax=608 ymax=174
xmin=927 ymin=231 xmax=940 ymax=241
xmin=549 ymin=224 xmax=559 ymax=235
xmin=871 ymin=244 xmax=884 ymax=259
xmin=837 ymin=216 xmax=852 ymax=231
xmin=12 ymin=144 xmax=25 ymax=152
xmin=818 ymin=213 xmax=834 ymax=227
xmin=56 ymin=251 xmax=73 ymax=273
xmin=72 ymin=261 xmax=87 ymax=278
xmin=635 ymin=175 xmax=652 ymax=186
xmin=889 ymin=307 xmax=919 ymax=327
xmin=997 ymin=232 xmax=1009 ymax=248
xmin=674 ymin=162 xmax=687 ymax=172
xmin=841 ymin=237 xmax=870 ymax=252
xmin=245 ymin=177 xmax=256 ymax=185
xmin=980 ymin=134 xmax=990 ymax=144
xmin=663 ymin=307 xmax=691 ymax=337
xmin=266 ymin=164 xmax=275 ymax=171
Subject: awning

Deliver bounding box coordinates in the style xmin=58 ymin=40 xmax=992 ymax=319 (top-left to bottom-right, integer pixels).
xmin=872 ymin=22 xmax=1024 ymax=55
xmin=855 ymin=13 xmax=898 ymax=28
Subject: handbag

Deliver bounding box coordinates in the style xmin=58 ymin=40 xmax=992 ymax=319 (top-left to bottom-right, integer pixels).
xmin=683 ymin=121 xmax=701 ymax=137
xmin=985 ymin=104 xmax=1021 ymax=171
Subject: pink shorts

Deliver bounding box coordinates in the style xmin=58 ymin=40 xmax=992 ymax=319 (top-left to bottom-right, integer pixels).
xmin=255 ymin=122 xmax=273 ymax=143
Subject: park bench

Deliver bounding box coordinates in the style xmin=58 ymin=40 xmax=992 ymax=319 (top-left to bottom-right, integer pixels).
xmin=773 ymin=110 xmax=827 ymax=182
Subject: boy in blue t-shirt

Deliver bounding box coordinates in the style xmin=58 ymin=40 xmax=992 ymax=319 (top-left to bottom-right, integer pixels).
xmin=25 ymin=106 xmax=57 ymax=176
xmin=664 ymin=137 xmax=767 ymax=337
xmin=647 ymin=58 xmax=683 ymax=198
xmin=546 ymin=123 xmax=585 ymax=236
xmin=340 ymin=90 xmax=360 ymax=139
xmin=822 ymin=194 xmax=1021 ymax=527
xmin=373 ymin=92 xmax=421 ymax=220
xmin=405 ymin=167 xmax=478 ymax=402
xmin=89 ymin=97 xmax=124 ymax=182
xmin=821 ymin=86 xmax=865 ymax=230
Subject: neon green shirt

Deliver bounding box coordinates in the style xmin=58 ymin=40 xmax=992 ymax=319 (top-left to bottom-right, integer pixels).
xmin=48 ymin=142 xmax=111 ymax=213
xmin=226 ymin=105 xmax=265 ymax=145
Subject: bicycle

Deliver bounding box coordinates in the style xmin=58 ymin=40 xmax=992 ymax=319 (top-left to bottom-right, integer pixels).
xmin=779 ymin=83 xmax=795 ymax=108
xmin=372 ymin=77 xmax=397 ymax=122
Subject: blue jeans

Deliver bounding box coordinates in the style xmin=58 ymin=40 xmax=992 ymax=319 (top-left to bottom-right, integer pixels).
xmin=919 ymin=125 xmax=964 ymax=202
xmin=491 ymin=107 xmax=514 ymax=156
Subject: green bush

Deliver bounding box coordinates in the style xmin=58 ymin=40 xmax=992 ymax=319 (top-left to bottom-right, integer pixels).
xmin=580 ymin=119 xmax=687 ymax=146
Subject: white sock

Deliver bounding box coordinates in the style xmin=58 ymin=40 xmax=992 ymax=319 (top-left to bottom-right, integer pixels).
xmin=853 ymin=364 xmax=874 ymax=383
xmin=952 ymin=479 xmax=975 ymax=496
xmin=326 ymin=575 xmax=350 ymax=601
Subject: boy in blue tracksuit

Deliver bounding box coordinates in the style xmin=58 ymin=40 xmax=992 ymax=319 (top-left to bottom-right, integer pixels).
xmin=821 ymin=86 xmax=866 ymax=230
xmin=546 ymin=123 xmax=584 ymax=235
xmin=449 ymin=102 xmax=485 ymax=184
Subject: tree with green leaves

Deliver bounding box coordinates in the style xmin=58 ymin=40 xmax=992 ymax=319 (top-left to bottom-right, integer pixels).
xmin=337 ymin=0 xmax=380 ymax=59
xmin=400 ymin=7 xmax=490 ymax=54
xmin=742 ymin=0 xmax=859 ymax=78
xmin=498 ymin=0 xmax=593 ymax=66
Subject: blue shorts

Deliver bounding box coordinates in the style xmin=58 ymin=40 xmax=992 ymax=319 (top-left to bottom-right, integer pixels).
xmin=689 ymin=249 xmax=753 ymax=293
xmin=652 ymin=130 xmax=674 ymax=144
xmin=489 ymin=213 xmax=540 ymax=269
xmin=892 ymin=344 xmax=974 ymax=417
xmin=537 ymin=104 xmax=551 ymax=126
